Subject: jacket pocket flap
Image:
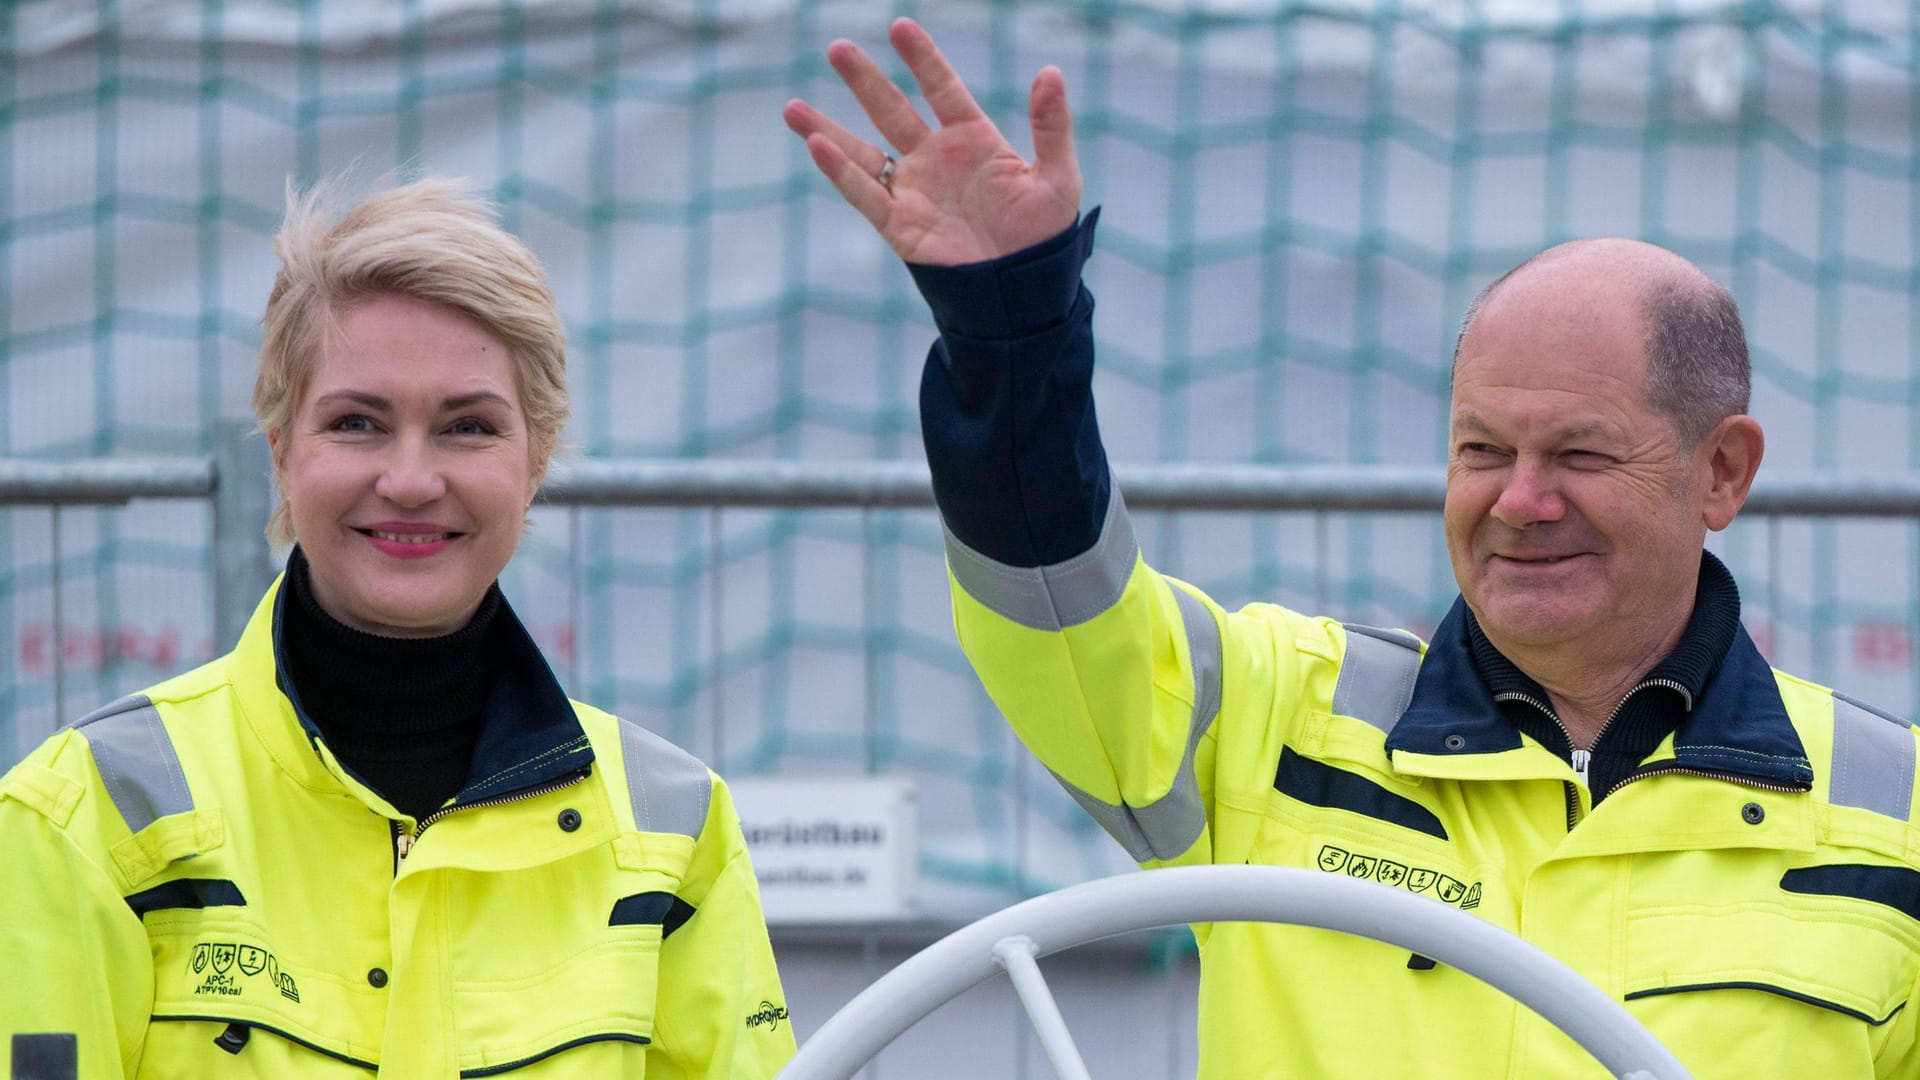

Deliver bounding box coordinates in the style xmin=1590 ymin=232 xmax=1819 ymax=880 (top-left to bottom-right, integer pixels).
xmin=1626 ymin=902 xmax=1914 ymax=1027
xmin=454 ymin=936 xmax=659 ymax=1067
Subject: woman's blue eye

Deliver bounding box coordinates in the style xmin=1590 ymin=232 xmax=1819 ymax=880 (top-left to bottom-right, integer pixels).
xmin=450 ymin=418 xmax=492 ymax=436
xmin=332 ymin=415 xmax=374 ymax=433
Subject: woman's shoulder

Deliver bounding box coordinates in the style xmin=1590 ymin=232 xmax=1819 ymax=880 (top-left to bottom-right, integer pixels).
xmin=12 ymin=649 xmax=245 ymax=788
xmin=569 ymin=703 xmax=724 ymax=838
xmin=569 ymin=702 xmax=709 ymax=768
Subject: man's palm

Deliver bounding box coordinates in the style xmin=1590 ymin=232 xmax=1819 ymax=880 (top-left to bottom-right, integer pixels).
xmin=784 ymin=18 xmax=1080 ymax=267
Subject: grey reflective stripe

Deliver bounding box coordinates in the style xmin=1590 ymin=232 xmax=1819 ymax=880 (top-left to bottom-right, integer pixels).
xmin=1045 ymin=581 xmax=1222 ymax=864
xmin=617 ymin=719 xmax=713 ymax=840
xmin=11 ymin=1034 xmax=77 ymax=1080
xmin=1331 ymin=625 xmax=1424 ymax=736
xmin=943 ymin=487 xmax=1138 ymax=632
xmin=1830 ymin=691 xmax=1916 ymax=822
xmin=71 ymin=694 xmax=192 ymax=833
xmin=1052 ymin=773 xmax=1186 ymax=864
xmin=1172 ymin=585 xmax=1222 ymax=744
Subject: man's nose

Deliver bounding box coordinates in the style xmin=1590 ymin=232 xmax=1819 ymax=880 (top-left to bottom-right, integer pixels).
xmin=1488 ymin=458 xmax=1564 ymax=528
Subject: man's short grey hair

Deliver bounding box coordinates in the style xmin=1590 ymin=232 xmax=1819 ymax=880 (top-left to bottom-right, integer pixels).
xmin=1452 ymin=254 xmax=1750 ymax=446
xmin=1642 ymin=277 xmax=1750 ymax=445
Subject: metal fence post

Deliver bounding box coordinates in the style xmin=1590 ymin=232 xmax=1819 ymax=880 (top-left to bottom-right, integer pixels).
xmin=213 ymin=420 xmax=276 ymax=652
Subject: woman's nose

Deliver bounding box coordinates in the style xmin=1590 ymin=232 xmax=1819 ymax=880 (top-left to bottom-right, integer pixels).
xmin=373 ymin=440 xmax=447 ymax=506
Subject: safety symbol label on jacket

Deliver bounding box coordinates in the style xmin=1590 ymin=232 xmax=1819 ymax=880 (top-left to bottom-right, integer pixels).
xmin=190 ymin=942 xmax=301 ymax=1003
xmin=1315 ymin=845 xmax=1481 ymax=910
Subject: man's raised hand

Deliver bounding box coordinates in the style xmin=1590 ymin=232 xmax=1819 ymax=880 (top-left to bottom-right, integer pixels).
xmin=783 ymin=18 xmax=1081 ymax=267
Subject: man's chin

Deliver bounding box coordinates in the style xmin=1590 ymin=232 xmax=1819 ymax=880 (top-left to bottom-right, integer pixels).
xmin=1470 ymin=597 xmax=1596 ymax=651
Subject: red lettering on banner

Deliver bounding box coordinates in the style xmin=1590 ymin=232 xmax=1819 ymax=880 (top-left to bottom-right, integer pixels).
xmin=1852 ymin=622 xmax=1913 ymax=671
xmin=547 ymin=624 xmax=575 ymax=664
xmin=153 ymin=626 xmax=180 ymax=668
xmin=19 ymin=623 xmax=48 ymax=671
xmin=17 ymin=622 xmax=210 ymax=676
xmin=63 ymin=631 xmax=101 ymax=669
xmin=115 ymin=627 xmax=146 ymax=664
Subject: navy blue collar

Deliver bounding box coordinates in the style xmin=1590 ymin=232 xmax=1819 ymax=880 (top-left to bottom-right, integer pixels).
xmin=1387 ymin=568 xmax=1811 ymax=788
xmin=272 ymin=572 xmax=594 ymax=806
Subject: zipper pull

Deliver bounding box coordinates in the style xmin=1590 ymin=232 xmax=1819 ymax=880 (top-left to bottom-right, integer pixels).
xmin=394 ymin=821 xmax=417 ymax=861
xmin=214 ymin=1022 xmax=251 ymax=1054
xmin=1571 ymin=748 xmax=1591 ymax=788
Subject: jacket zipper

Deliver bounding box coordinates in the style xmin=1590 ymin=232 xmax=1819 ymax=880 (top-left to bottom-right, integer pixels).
xmin=393 ymin=770 xmax=589 ymax=864
xmin=1495 ymin=676 xmax=1693 ymax=829
xmin=1603 ymin=762 xmax=1810 ymax=800
xmin=1503 ymin=678 xmax=1693 ymax=784
xmin=1492 ymin=690 xmax=1581 ymax=829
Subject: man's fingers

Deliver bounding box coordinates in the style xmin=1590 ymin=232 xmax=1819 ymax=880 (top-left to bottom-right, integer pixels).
xmin=827 ymin=38 xmax=932 ymax=153
xmin=803 ymin=133 xmax=892 ymax=233
xmin=889 ymin=18 xmax=988 ymax=129
xmin=783 ymin=99 xmax=892 ymax=181
xmin=1029 ymin=66 xmax=1080 ymax=198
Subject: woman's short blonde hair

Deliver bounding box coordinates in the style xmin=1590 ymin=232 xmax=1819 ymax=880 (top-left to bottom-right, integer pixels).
xmin=253 ymin=177 xmax=568 ymax=544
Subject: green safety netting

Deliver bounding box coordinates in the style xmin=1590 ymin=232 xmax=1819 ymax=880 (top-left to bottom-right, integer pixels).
xmin=4 ymin=0 xmax=1919 ymax=915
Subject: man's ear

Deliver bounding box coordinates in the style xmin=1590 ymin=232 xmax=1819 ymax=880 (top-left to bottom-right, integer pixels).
xmin=1700 ymin=414 xmax=1765 ymax=532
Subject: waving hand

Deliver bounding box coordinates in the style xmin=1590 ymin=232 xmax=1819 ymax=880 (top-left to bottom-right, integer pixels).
xmin=783 ymin=18 xmax=1081 ymax=266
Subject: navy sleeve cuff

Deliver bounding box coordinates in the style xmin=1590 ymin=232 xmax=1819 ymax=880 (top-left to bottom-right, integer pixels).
xmin=906 ymin=208 xmax=1101 ymax=340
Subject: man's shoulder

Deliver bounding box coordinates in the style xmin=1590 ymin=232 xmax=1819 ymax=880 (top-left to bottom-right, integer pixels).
xmin=1770 ymin=664 xmax=1914 ymax=737
xmin=1771 ymin=669 xmax=1920 ymax=855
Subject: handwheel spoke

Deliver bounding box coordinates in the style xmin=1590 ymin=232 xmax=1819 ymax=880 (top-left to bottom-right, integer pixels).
xmin=993 ymin=936 xmax=1093 ymax=1080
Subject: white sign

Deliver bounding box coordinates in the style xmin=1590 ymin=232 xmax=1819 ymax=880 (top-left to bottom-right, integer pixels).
xmin=732 ymin=776 xmax=918 ymax=924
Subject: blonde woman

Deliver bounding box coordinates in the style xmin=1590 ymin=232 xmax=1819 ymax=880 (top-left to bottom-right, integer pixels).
xmin=0 ymin=179 xmax=792 ymax=1079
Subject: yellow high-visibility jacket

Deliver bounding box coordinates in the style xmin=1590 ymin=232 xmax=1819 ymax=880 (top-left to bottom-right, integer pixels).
xmin=910 ymin=213 xmax=1920 ymax=1078
xmin=0 ymin=576 xmax=793 ymax=1079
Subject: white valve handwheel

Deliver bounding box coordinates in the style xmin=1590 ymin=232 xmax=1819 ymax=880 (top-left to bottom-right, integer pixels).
xmin=777 ymin=866 xmax=1690 ymax=1080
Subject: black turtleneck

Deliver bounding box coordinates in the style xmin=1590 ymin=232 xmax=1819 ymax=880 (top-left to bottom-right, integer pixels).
xmin=1466 ymin=551 xmax=1744 ymax=803
xmin=280 ymin=548 xmax=500 ymax=820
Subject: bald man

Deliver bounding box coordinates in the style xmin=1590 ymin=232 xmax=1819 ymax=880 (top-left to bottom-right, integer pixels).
xmin=789 ymin=20 xmax=1920 ymax=1079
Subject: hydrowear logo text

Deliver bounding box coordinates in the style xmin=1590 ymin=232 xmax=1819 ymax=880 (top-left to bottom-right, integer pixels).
xmin=746 ymin=1001 xmax=789 ymax=1032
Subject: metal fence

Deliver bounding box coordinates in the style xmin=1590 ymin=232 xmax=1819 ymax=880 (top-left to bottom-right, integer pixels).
xmin=12 ymin=433 xmax=1920 ymax=748
xmin=26 ymin=449 xmax=1911 ymax=812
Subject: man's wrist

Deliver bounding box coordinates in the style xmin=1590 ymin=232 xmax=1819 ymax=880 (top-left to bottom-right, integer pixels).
xmin=907 ymin=208 xmax=1100 ymax=339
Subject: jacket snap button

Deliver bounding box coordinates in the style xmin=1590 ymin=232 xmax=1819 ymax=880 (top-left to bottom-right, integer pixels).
xmin=1741 ymin=802 xmax=1765 ymax=825
xmin=1443 ymin=735 xmax=1466 ymax=751
xmin=558 ymin=808 xmax=583 ymax=832
xmin=367 ymin=968 xmax=389 ymax=989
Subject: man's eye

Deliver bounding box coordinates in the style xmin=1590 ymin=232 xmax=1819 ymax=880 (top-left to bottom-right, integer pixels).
xmin=1563 ymin=450 xmax=1611 ymax=469
xmin=1457 ymin=444 xmax=1506 ymax=465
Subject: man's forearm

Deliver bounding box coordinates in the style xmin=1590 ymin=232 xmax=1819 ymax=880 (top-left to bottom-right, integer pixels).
xmin=912 ymin=211 xmax=1112 ymax=569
